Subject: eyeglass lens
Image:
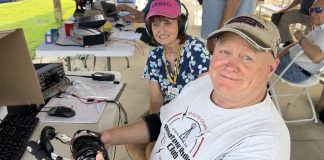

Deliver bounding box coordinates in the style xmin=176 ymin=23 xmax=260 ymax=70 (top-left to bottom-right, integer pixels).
xmin=309 ymin=7 xmax=323 ymax=14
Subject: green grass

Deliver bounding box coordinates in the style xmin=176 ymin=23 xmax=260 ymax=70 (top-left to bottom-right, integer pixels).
xmin=0 ymin=0 xmax=75 ymax=58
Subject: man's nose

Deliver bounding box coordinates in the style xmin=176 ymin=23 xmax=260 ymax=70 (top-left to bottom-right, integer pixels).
xmin=225 ymin=56 xmax=240 ymax=72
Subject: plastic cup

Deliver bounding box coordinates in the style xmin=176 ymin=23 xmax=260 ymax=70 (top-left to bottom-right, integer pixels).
xmin=64 ymin=21 xmax=74 ymax=36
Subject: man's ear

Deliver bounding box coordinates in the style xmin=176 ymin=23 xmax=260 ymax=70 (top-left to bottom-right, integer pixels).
xmin=268 ymin=58 xmax=280 ymax=79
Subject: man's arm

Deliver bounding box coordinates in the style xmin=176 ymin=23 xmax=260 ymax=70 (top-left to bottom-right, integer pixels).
xmin=117 ymin=4 xmax=141 ymax=16
xmin=277 ymin=0 xmax=300 ymax=13
xmin=277 ymin=42 xmax=297 ymax=58
xmin=117 ymin=4 xmax=145 ymax=22
xmin=218 ymin=0 xmax=241 ymax=29
xmin=295 ymin=30 xmax=324 ymax=63
xmin=100 ymin=118 xmax=150 ymax=148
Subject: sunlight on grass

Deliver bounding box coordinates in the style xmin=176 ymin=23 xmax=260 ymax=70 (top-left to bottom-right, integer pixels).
xmin=0 ymin=0 xmax=75 ymax=58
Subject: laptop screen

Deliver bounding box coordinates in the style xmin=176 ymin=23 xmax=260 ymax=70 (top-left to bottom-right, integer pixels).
xmin=0 ymin=29 xmax=44 ymax=106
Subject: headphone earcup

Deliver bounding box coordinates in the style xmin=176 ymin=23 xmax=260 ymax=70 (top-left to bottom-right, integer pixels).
xmin=178 ymin=14 xmax=188 ymax=36
xmin=145 ymin=22 xmax=153 ymax=38
xmin=39 ymin=126 xmax=56 ymax=154
xmin=41 ymin=126 xmax=56 ymax=140
xmin=72 ymin=135 xmax=109 ymax=160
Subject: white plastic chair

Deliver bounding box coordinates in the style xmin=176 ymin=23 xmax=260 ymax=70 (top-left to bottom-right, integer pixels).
xmin=269 ymin=51 xmax=324 ymax=123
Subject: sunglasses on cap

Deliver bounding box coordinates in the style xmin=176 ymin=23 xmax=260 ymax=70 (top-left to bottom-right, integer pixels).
xmin=309 ymin=7 xmax=323 ymax=14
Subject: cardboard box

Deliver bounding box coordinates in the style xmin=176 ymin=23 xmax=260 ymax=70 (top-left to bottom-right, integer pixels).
xmin=0 ymin=28 xmax=44 ymax=106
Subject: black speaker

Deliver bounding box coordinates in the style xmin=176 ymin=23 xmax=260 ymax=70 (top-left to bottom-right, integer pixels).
xmin=145 ymin=2 xmax=189 ymax=38
xmin=71 ymin=130 xmax=109 ymax=160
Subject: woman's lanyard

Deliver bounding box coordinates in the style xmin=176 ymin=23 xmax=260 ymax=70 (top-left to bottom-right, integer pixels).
xmin=163 ymin=46 xmax=182 ymax=85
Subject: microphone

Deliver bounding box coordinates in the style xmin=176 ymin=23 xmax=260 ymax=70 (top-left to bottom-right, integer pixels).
xmin=26 ymin=141 xmax=51 ymax=160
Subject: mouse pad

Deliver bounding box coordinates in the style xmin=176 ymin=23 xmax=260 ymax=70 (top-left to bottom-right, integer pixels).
xmin=37 ymin=97 xmax=106 ymax=123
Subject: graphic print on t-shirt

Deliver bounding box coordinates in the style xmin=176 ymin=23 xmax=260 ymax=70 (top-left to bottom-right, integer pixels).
xmin=153 ymin=108 xmax=208 ymax=159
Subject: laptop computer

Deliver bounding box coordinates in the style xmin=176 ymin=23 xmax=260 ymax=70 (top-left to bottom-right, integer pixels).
xmin=0 ymin=29 xmax=44 ymax=106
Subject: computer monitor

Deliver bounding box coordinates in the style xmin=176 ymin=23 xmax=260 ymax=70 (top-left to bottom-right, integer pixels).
xmin=0 ymin=29 xmax=44 ymax=109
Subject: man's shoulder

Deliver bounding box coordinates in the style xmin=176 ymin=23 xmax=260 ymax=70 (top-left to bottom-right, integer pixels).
xmin=181 ymin=75 xmax=211 ymax=92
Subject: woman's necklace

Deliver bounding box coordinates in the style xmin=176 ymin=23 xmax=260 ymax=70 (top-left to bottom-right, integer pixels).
xmin=163 ymin=46 xmax=182 ymax=85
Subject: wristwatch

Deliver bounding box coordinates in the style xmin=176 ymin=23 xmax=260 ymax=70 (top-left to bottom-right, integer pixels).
xmin=299 ymin=37 xmax=307 ymax=45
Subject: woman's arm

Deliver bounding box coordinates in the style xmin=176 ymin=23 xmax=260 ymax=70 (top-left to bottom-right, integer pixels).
xmin=149 ymin=81 xmax=164 ymax=114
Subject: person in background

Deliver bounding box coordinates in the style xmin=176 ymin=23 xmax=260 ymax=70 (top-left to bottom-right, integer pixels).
xmin=116 ymin=0 xmax=153 ymax=23
xmin=117 ymin=0 xmax=181 ymax=46
xmin=126 ymin=0 xmax=210 ymax=159
xmin=201 ymin=0 xmax=257 ymax=39
xmin=275 ymin=0 xmax=324 ymax=83
xmin=99 ymin=15 xmax=290 ymax=160
xmin=274 ymin=0 xmax=315 ymax=47
xmin=116 ymin=0 xmax=155 ymax=45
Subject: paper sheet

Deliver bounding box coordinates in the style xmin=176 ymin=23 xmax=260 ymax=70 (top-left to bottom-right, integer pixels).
xmin=110 ymin=31 xmax=141 ymax=40
xmin=37 ymin=97 xmax=107 ymax=123
xmin=65 ymin=77 xmax=124 ymax=101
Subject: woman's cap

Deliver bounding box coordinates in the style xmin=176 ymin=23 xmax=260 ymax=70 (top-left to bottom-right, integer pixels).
xmin=207 ymin=15 xmax=281 ymax=58
xmin=145 ymin=0 xmax=181 ymax=21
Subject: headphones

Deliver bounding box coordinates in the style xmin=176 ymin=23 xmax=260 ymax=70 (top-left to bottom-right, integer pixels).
xmin=39 ymin=126 xmax=56 ymax=155
xmin=145 ymin=2 xmax=189 ymax=38
xmin=27 ymin=126 xmax=109 ymax=160
xmin=71 ymin=130 xmax=109 ymax=160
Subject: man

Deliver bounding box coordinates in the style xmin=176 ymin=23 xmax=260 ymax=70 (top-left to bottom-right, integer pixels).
xmin=274 ymin=0 xmax=315 ymax=47
xmin=275 ymin=0 xmax=324 ymax=83
xmin=100 ymin=15 xmax=290 ymax=159
xmin=116 ymin=0 xmax=156 ymax=46
xmin=200 ymin=0 xmax=257 ymax=39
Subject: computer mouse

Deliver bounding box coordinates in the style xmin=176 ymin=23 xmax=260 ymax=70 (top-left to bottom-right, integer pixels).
xmin=47 ymin=106 xmax=75 ymax=118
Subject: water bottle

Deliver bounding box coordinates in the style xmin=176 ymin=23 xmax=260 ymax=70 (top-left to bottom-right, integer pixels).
xmin=85 ymin=0 xmax=91 ymax=11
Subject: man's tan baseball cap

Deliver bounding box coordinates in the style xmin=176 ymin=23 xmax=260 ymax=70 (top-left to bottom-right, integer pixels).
xmin=207 ymin=15 xmax=281 ymax=58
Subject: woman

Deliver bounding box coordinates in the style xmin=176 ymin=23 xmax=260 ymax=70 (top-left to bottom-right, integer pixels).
xmin=144 ymin=0 xmax=210 ymax=114
xmin=126 ymin=0 xmax=210 ymax=160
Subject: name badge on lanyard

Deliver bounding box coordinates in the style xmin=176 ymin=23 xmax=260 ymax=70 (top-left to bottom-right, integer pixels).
xmin=168 ymin=86 xmax=180 ymax=100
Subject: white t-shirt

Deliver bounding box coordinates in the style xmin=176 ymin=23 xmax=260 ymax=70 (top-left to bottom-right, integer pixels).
xmin=150 ymin=75 xmax=290 ymax=160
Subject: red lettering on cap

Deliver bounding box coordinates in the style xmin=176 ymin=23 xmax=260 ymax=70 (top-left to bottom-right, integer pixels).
xmin=152 ymin=2 xmax=172 ymax=7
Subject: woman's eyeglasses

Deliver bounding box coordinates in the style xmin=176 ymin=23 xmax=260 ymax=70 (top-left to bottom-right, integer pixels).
xmin=309 ymin=7 xmax=323 ymax=14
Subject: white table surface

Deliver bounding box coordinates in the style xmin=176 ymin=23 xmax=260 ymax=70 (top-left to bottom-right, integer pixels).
xmin=21 ymin=103 xmax=120 ymax=160
xmin=21 ymin=71 xmax=125 ymax=159
xmin=36 ymin=27 xmax=137 ymax=58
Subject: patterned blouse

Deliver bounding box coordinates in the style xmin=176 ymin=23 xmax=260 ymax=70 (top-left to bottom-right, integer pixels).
xmin=144 ymin=36 xmax=210 ymax=104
